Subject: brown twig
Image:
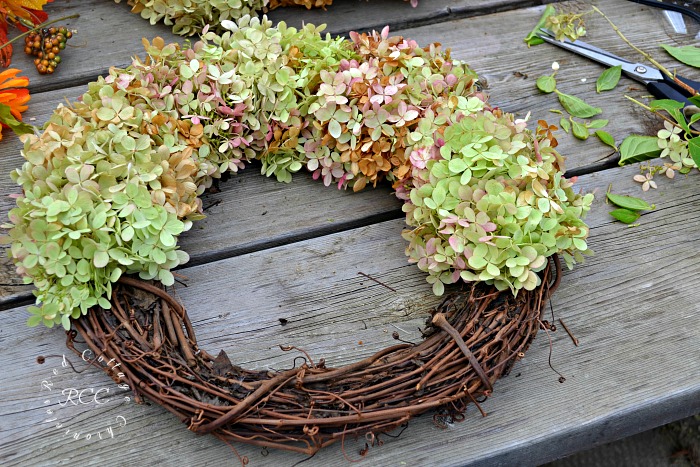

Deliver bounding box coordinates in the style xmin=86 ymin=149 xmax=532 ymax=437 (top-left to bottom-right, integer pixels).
xmin=357 ymin=272 xmax=396 ymax=292
xmin=558 ymin=318 xmax=579 ymax=347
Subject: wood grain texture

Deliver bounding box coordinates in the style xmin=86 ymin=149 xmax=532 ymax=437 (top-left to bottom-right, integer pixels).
xmin=1 ymin=165 xmax=698 ymax=466
xmin=11 ymin=1 xmax=180 ymax=94
xmin=266 ymin=0 xmax=550 ymax=36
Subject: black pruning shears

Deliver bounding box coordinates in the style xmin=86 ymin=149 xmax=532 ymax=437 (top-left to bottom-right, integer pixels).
xmin=537 ymin=28 xmax=700 ymax=110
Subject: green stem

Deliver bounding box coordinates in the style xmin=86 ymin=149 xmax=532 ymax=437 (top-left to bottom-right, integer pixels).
xmin=592 ymin=7 xmax=668 ymax=74
xmin=592 ymin=6 xmax=698 ymax=96
xmin=623 ymin=95 xmax=653 ymax=113
xmin=0 ymin=14 xmax=80 ymax=52
xmin=625 ymin=95 xmax=700 ymax=135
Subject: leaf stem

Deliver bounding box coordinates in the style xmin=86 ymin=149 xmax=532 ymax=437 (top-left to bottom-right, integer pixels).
xmin=592 ymin=6 xmax=698 ymax=96
xmin=624 ymin=96 xmax=700 ymax=135
xmin=0 ymin=14 xmax=80 ymax=52
xmin=623 ymin=95 xmax=653 ymax=113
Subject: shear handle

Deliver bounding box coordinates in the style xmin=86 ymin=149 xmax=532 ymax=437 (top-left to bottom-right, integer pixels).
xmin=648 ymin=80 xmax=694 ymax=107
xmin=626 ymin=0 xmax=700 ymax=24
xmin=664 ymin=73 xmax=700 ymax=95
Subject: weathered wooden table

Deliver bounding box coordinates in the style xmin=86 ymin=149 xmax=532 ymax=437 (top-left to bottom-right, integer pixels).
xmin=1 ymin=0 xmax=699 ymax=465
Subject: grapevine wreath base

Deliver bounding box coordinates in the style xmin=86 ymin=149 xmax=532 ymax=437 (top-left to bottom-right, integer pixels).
xmin=67 ymin=258 xmax=559 ymax=456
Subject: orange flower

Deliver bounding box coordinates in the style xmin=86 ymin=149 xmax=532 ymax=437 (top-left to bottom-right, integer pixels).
xmin=0 ymin=67 xmax=28 ymax=118
xmin=0 ymin=68 xmax=29 ymax=140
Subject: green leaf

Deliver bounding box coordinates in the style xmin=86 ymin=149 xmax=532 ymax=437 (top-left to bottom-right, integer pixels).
xmin=0 ymin=103 xmax=34 ymax=136
xmin=556 ymin=90 xmax=602 ymax=118
xmin=660 ymin=44 xmax=700 ymax=68
xmin=595 ymin=130 xmax=617 ymax=150
xmin=596 ymin=66 xmax=622 ymax=93
xmin=46 ymin=200 xmax=69 ymax=217
xmin=571 ymin=119 xmax=588 ymax=140
xmin=468 ymin=256 xmax=487 ymax=269
xmin=91 ymin=211 xmax=107 ymax=229
xmin=179 ymin=63 xmax=194 ymax=79
xmin=618 ymin=135 xmax=662 ymax=165
xmin=650 ymin=99 xmax=684 ymax=112
xmin=687 ymin=136 xmax=700 ymax=167
xmin=159 ymin=230 xmax=175 ymax=247
xmin=151 ymin=247 xmax=167 ymax=264
xmin=65 ymin=167 xmax=80 ymax=184
xmin=586 ymin=119 xmax=609 ymax=129
xmin=651 ymin=99 xmax=691 ymax=135
xmin=121 ymin=135 xmax=136 ymax=152
xmin=609 ymin=208 xmax=641 ymax=224
xmin=110 ymin=267 xmax=122 ymax=282
xmin=121 ymin=225 xmax=134 ymax=242
xmin=536 ymin=75 xmax=557 ymax=93
xmin=524 ymin=5 xmax=556 ymax=46
xmin=606 ymin=193 xmax=653 ymax=211
xmin=559 ymin=117 xmax=571 ymax=133
xmin=459 ymin=168 xmax=472 ymax=185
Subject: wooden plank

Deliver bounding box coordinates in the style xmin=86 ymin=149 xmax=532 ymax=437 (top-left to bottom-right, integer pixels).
xmin=11 ymin=1 xmax=180 ymax=94
xmin=1 ymin=164 xmax=698 ymax=466
xmin=266 ymin=0 xmax=548 ymax=36
xmin=14 ymin=0 xmax=540 ymax=93
xmin=396 ymin=0 xmax=700 ymax=170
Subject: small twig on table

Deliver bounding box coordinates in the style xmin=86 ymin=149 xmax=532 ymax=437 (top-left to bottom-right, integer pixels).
xmin=357 ymin=272 xmax=396 ymax=292
xmin=558 ymin=318 xmax=579 ymax=346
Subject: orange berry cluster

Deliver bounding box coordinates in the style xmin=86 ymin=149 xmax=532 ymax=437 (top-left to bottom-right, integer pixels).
xmin=24 ymin=27 xmax=72 ymax=75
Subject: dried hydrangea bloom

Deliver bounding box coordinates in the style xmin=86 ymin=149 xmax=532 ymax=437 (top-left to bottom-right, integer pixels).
xmin=114 ymin=0 xmax=267 ymax=36
xmin=116 ymin=0 xmax=418 ymax=36
xmin=6 ymin=15 xmax=590 ymax=329
xmin=268 ymin=0 xmax=332 ymax=8
xmin=399 ymin=98 xmax=593 ymax=294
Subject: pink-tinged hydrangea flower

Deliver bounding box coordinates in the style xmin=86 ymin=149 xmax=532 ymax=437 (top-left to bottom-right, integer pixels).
xmin=409 ymin=147 xmax=431 ymax=169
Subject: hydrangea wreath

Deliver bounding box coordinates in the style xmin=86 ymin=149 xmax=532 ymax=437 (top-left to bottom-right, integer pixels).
xmin=5 ymin=16 xmax=593 ymax=457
